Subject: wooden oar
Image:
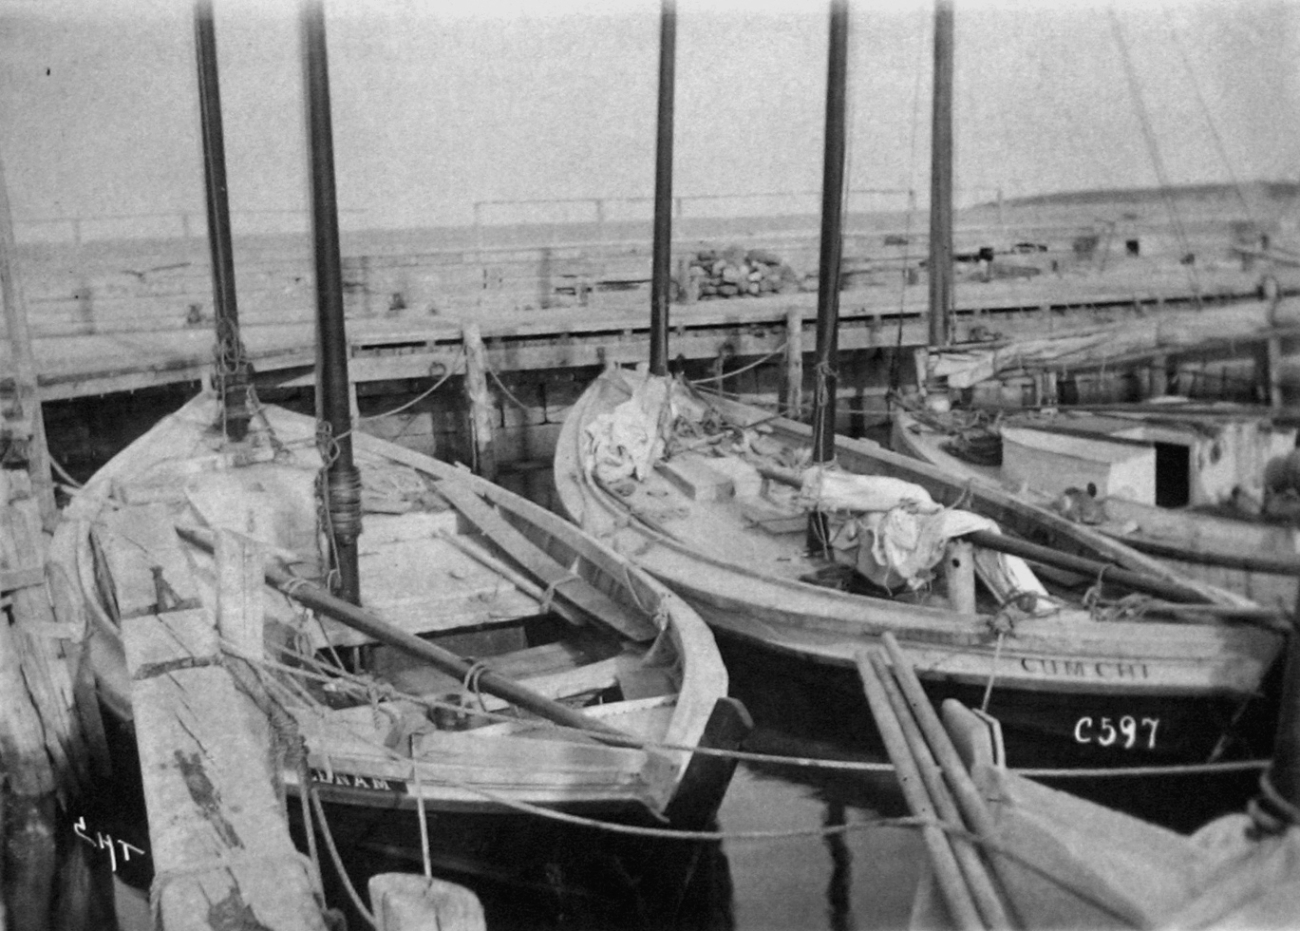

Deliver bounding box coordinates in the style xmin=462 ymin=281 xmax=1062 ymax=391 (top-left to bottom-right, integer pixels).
xmin=963 ymin=529 xmax=1225 ymax=606
xmin=1105 ymin=530 xmax=1300 ymax=578
xmin=856 ymin=650 xmax=988 ymax=930
xmin=174 ymin=526 xmax=636 ymax=742
xmin=749 ymin=459 xmax=1232 ymax=608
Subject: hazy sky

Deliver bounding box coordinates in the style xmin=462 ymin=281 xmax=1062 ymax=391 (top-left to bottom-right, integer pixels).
xmin=0 ymin=0 xmax=1297 ymax=238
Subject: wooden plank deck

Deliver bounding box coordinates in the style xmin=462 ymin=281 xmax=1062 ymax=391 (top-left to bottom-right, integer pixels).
xmin=112 ymin=511 xmax=332 ymax=931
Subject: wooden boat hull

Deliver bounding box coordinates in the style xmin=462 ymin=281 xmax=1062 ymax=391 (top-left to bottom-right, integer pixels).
xmin=908 ymin=701 xmax=1300 ymax=930
xmin=892 ymin=408 xmax=1300 ymax=608
xmin=53 ymin=393 xmax=743 ymax=908
xmin=554 ymin=368 xmax=1285 ymax=767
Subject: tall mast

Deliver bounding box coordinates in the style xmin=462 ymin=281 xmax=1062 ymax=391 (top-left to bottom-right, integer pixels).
xmin=807 ymin=0 xmax=849 ymax=554
xmin=927 ymin=0 xmax=954 ymax=350
xmin=194 ymin=0 xmax=250 ymax=441
xmin=648 ymin=0 xmax=677 ymax=376
xmin=302 ymin=0 xmax=362 ymax=605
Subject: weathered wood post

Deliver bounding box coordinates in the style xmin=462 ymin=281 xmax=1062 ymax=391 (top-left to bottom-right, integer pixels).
xmin=463 ymin=323 xmax=497 ymax=480
xmin=782 ymin=306 xmax=804 ymax=419
xmin=1 ymin=472 xmax=115 ymax=930
xmin=2 ymin=126 xmax=115 ymax=929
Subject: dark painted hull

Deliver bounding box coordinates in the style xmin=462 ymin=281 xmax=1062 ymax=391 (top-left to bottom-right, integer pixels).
xmin=716 ymin=630 xmax=1278 ymax=772
xmin=91 ymin=705 xmax=734 ymax=929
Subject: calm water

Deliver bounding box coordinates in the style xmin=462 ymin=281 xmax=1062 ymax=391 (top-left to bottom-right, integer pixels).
xmin=717 ymin=758 xmax=926 ymax=931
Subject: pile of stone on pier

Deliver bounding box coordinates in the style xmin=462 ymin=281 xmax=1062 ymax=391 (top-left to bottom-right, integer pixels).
xmin=684 ymin=246 xmax=807 ymax=300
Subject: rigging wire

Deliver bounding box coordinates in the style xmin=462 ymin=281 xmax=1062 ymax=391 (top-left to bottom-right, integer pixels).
xmin=1106 ymin=6 xmax=1202 ymax=299
xmin=1162 ymin=8 xmax=1257 ymax=230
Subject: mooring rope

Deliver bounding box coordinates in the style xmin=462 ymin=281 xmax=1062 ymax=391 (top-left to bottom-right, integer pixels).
xmin=686 ymin=341 xmax=790 ymax=386
xmin=357 ymin=349 xmax=466 ymax=422
xmin=227 ymin=634 xmax=1271 ymax=788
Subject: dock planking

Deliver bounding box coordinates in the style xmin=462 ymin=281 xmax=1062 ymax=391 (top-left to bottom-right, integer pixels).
xmin=6 ymin=268 xmax=1283 ymax=401
xmin=113 ymin=510 xmax=333 ymax=931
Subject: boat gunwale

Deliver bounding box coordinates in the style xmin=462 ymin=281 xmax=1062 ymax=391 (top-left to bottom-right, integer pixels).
xmin=54 ymin=389 xmax=732 ymax=814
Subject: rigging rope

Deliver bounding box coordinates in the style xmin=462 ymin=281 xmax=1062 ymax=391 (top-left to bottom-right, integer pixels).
xmin=1107 ymin=7 xmax=1202 ymax=300
xmin=227 ymin=634 xmax=1271 ymax=786
xmin=686 ymin=341 xmax=789 ymax=386
xmin=1162 ymin=10 xmax=1258 ymax=231
xmin=357 ymin=348 xmax=465 ymax=422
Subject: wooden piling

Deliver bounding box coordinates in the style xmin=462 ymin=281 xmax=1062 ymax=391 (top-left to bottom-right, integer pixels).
xmin=1 ymin=471 xmax=113 ymax=929
xmin=1146 ymin=353 xmax=1167 ymax=399
xmin=1263 ymin=336 xmax=1283 ymax=409
xmin=463 ymin=323 xmax=498 ymax=480
xmin=117 ymin=513 xmax=330 ymax=931
xmin=782 ymin=306 xmax=804 ymax=419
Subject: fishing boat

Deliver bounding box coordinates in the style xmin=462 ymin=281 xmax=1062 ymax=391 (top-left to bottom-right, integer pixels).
xmin=860 ymin=631 xmax=1300 ymax=930
xmin=893 ymin=401 xmax=1300 ymax=608
xmin=54 ymin=387 xmax=743 ymax=907
xmin=557 ymin=366 xmax=1283 ymax=766
xmin=555 ymin=0 xmax=1285 ymax=768
xmin=889 ymin=0 xmax=1300 ymax=611
xmin=51 ymin=2 xmax=745 ymax=920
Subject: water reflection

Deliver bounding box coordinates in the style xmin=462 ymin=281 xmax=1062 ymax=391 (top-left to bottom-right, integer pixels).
xmin=717 ymin=761 xmax=925 ymax=931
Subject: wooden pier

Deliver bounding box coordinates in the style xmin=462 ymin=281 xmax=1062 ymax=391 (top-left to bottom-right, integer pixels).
xmin=7 ymin=266 xmax=1285 ymax=402
xmin=4 ymin=199 xmax=1299 ymax=493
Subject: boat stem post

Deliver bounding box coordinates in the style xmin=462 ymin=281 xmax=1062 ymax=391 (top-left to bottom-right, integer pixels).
xmin=782 ymin=306 xmax=804 ymax=419
xmin=648 ymin=0 xmax=676 ymax=377
xmin=807 ymin=0 xmax=849 ymax=553
xmin=194 ymin=0 xmax=250 ymax=443
xmin=302 ymin=0 xmax=362 ymax=604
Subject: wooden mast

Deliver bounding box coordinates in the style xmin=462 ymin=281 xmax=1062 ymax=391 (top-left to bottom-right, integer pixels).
xmin=648 ymin=0 xmax=677 ymax=376
xmin=194 ymin=0 xmax=251 ymax=441
xmin=807 ymin=0 xmax=849 ymax=554
xmin=926 ymin=0 xmax=954 ymax=358
xmin=301 ymin=0 xmax=362 ymax=605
